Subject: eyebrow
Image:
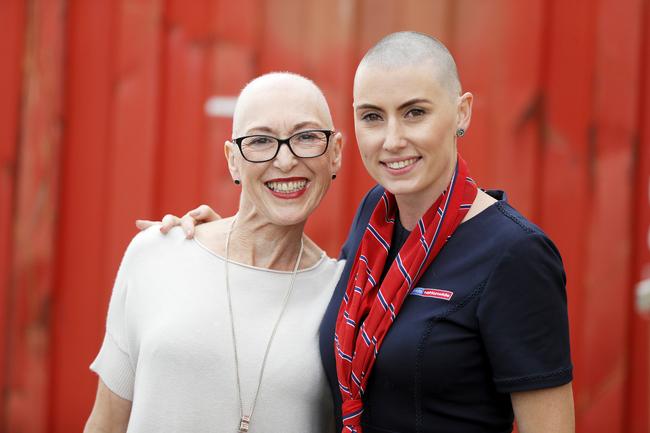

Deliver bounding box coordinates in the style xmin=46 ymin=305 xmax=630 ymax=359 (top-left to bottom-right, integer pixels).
xmin=355 ymin=98 xmax=433 ymax=112
xmin=245 ymin=121 xmax=324 ymax=137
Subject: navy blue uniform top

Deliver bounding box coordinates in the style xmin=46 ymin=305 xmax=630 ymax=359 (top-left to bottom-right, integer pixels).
xmin=318 ymin=185 xmax=572 ymax=433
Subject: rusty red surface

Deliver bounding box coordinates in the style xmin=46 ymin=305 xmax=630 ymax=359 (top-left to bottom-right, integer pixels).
xmin=2 ymin=0 xmax=66 ymax=432
xmin=0 ymin=1 xmax=26 ymax=431
xmin=1 ymin=1 xmax=648 ymax=432
xmin=627 ymin=0 xmax=650 ymax=430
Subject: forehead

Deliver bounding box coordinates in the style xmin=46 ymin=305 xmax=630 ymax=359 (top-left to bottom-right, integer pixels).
xmin=353 ymin=63 xmax=450 ymax=105
xmin=235 ymin=82 xmax=331 ymax=135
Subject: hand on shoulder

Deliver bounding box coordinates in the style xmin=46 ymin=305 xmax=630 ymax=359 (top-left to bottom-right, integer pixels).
xmin=135 ymin=204 xmax=221 ymax=238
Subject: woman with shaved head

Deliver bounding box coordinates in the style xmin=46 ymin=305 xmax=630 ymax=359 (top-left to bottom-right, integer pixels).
xmin=321 ymin=32 xmax=574 ymax=433
xmin=84 ymin=72 xmax=344 ymax=433
xmin=138 ymin=32 xmax=574 ymax=433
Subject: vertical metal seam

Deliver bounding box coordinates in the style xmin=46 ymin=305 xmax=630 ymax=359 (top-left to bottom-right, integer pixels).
xmin=46 ymin=0 xmax=71 ymax=430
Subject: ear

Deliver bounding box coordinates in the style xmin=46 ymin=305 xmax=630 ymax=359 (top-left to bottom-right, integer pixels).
xmin=224 ymin=140 xmax=241 ymax=182
xmin=456 ymin=92 xmax=473 ymax=132
xmin=329 ymin=131 xmax=344 ymax=176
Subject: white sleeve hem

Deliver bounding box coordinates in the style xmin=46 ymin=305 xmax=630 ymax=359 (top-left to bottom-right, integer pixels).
xmin=90 ymin=332 xmax=135 ymax=401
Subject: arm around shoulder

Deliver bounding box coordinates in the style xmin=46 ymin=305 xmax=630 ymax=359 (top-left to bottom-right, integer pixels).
xmin=84 ymin=379 xmax=132 ymax=433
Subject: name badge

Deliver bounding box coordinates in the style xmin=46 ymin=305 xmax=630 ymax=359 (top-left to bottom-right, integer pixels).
xmin=410 ymin=287 xmax=454 ymax=301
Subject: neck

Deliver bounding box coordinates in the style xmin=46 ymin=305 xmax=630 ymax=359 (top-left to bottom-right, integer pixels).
xmin=395 ymin=161 xmax=456 ymax=231
xmin=227 ymin=210 xmax=305 ymax=272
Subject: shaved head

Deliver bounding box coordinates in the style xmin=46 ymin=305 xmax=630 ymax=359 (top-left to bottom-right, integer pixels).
xmin=232 ymin=72 xmax=333 ymax=138
xmin=356 ymin=31 xmax=461 ymax=97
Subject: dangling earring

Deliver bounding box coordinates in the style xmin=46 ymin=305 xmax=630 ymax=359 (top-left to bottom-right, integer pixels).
xmin=456 ymin=128 xmax=465 ymax=138
xmin=331 ymin=174 xmax=337 ymax=180
xmin=234 ymin=179 xmax=241 ymax=185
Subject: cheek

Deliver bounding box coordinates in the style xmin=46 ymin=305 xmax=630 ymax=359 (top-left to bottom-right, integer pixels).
xmin=356 ymin=128 xmax=383 ymax=153
xmin=304 ymin=159 xmax=332 ymax=186
xmin=357 ymin=141 xmax=379 ymax=163
xmin=430 ymin=115 xmax=456 ymax=138
xmin=239 ymin=164 xmax=267 ymax=187
xmin=414 ymin=123 xmax=455 ymax=152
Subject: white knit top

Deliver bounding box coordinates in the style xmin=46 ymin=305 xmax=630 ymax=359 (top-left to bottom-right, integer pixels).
xmin=90 ymin=226 xmax=344 ymax=433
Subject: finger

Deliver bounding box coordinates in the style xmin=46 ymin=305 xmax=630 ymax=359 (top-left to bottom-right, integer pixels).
xmin=135 ymin=219 xmax=159 ymax=231
xmin=180 ymin=215 xmax=196 ymax=239
xmin=160 ymin=214 xmax=180 ymax=234
xmin=188 ymin=204 xmax=211 ymax=219
xmin=189 ymin=204 xmax=221 ymax=221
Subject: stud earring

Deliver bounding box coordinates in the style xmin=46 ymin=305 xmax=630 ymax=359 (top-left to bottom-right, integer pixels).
xmin=234 ymin=179 xmax=241 ymax=185
xmin=456 ymin=128 xmax=465 ymax=138
xmin=331 ymin=174 xmax=337 ymax=180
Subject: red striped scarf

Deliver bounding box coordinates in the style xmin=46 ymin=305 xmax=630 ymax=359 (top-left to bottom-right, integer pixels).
xmin=334 ymin=155 xmax=477 ymax=433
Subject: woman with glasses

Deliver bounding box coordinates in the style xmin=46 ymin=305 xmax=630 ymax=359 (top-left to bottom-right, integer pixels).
xmin=84 ymin=72 xmax=343 ymax=433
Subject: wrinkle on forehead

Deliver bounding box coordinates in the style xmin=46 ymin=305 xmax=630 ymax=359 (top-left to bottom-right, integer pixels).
xmin=232 ymin=72 xmax=334 ymax=138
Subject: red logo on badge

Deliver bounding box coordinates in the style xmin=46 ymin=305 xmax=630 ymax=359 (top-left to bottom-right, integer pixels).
xmin=411 ymin=287 xmax=454 ymax=301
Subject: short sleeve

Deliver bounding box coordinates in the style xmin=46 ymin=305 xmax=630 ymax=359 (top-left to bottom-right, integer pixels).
xmin=477 ymin=233 xmax=573 ymax=393
xmin=89 ymin=247 xmax=136 ymax=400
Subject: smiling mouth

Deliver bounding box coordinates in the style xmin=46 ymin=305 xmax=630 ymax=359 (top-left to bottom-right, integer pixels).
xmin=383 ymin=157 xmax=420 ymax=170
xmin=265 ymin=179 xmax=308 ymax=193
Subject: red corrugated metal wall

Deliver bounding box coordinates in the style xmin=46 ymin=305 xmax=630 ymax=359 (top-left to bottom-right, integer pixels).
xmin=1 ymin=0 xmax=648 ymax=432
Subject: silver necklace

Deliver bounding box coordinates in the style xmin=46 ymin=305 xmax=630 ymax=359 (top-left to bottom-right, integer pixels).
xmin=224 ymin=217 xmax=304 ymax=433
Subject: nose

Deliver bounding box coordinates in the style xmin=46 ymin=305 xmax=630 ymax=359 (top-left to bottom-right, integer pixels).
xmin=382 ymin=118 xmax=406 ymax=152
xmin=272 ymin=142 xmax=299 ymax=172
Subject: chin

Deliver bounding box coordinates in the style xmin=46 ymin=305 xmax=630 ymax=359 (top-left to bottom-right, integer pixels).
xmin=378 ymin=179 xmax=420 ymax=196
xmin=268 ymin=210 xmax=311 ymax=227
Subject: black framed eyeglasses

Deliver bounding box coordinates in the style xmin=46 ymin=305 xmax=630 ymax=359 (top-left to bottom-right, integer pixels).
xmin=232 ymin=129 xmax=334 ymax=163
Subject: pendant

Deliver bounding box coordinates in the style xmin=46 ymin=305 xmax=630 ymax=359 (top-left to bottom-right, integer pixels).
xmin=238 ymin=415 xmax=251 ymax=432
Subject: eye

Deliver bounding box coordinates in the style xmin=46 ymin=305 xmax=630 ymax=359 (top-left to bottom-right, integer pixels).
xmin=361 ymin=112 xmax=382 ymax=122
xmin=248 ymin=136 xmax=273 ymax=145
xmin=405 ymin=108 xmax=426 ymax=118
xmin=297 ymin=132 xmax=318 ymax=140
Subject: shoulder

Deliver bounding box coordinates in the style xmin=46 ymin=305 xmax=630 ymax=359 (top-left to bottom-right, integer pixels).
xmin=458 ymin=196 xmax=565 ymax=291
xmin=475 ymin=200 xmax=567 ymax=303
xmin=477 ymin=199 xmax=561 ymax=260
xmin=127 ymin=225 xmax=188 ymax=253
xmin=493 ymin=201 xmax=545 ymax=237
xmin=121 ymin=225 xmax=190 ymax=268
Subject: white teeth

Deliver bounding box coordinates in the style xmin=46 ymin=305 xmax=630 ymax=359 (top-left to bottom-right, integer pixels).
xmin=386 ymin=158 xmax=418 ymax=169
xmin=265 ymin=180 xmax=307 ymax=193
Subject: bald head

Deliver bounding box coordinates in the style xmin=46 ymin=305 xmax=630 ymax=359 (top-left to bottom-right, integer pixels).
xmin=356 ymin=31 xmax=461 ymax=97
xmin=232 ymin=72 xmax=333 ymax=138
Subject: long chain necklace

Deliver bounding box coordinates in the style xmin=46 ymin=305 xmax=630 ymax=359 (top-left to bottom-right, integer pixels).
xmin=224 ymin=216 xmax=304 ymax=433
